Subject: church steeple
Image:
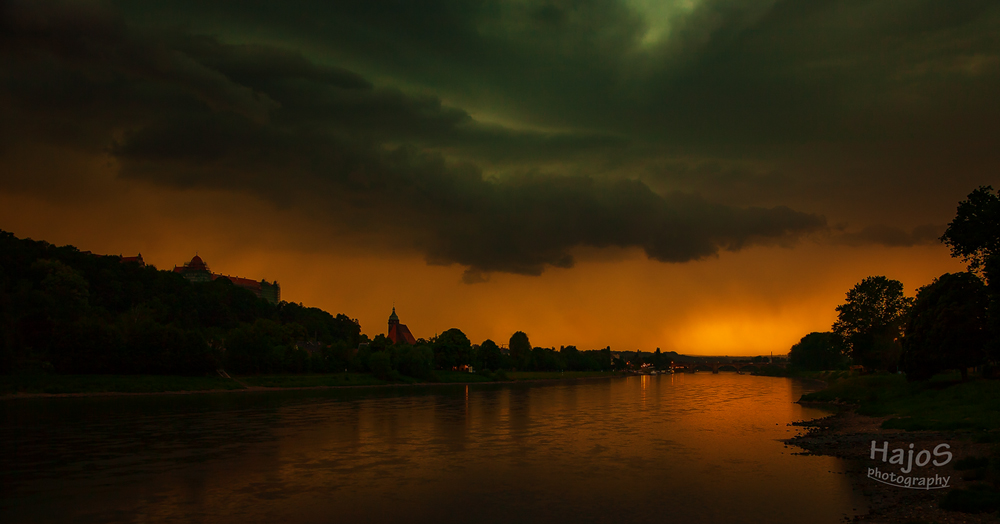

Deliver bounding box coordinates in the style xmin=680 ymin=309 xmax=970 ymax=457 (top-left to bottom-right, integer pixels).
xmin=386 ymin=306 xmax=415 ymax=345
xmin=389 ymin=307 xmax=399 ymax=326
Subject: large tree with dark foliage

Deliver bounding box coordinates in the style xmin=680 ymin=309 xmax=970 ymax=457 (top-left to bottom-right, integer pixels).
xmin=509 ymin=331 xmax=532 ymax=370
xmin=394 ymin=345 xmax=435 ymax=379
xmin=789 ymin=332 xmax=848 ymax=371
xmin=225 ymin=319 xmax=307 ymax=374
xmin=479 ymin=339 xmax=503 ymax=371
xmin=558 ymin=345 xmax=601 ymax=371
xmin=940 ymin=186 xmax=1000 ymax=366
xmin=832 ymin=276 xmax=913 ymax=370
xmin=433 ymin=328 xmax=472 ymax=370
xmin=902 ymin=272 xmax=990 ymax=381
xmin=531 ymin=346 xmax=561 ymax=371
xmin=941 ymin=186 xmax=1000 ymax=285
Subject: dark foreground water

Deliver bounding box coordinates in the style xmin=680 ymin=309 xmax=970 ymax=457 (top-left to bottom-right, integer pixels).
xmin=1 ymin=374 xmax=866 ymax=523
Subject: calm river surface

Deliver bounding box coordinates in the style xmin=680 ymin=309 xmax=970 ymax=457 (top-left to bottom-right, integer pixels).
xmin=1 ymin=374 xmax=866 ymax=523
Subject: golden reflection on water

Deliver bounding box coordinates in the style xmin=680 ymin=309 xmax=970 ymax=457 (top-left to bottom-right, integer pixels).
xmin=1 ymin=375 xmax=866 ymax=524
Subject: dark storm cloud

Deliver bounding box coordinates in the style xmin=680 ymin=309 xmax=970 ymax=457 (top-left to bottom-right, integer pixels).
xmin=175 ymin=36 xmax=373 ymax=92
xmin=102 ymin=0 xmax=1000 ymax=221
xmin=835 ymin=224 xmax=944 ymax=248
xmin=643 ymin=161 xmax=795 ymax=207
xmin=105 ymin=0 xmax=1000 ymax=143
xmin=0 ymin=1 xmax=279 ymax=123
xmin=8 ymin=0 xmax=997 ymax=278
xmin=112 ymin=113 xmax=825 ymax=279
xmin=628 ymin=0 xmax=1000 ymax=150
xmin=0 ymin=0 xmax=826 ymax=278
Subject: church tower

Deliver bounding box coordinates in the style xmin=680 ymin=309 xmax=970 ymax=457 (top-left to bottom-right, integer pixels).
xmin=386 ymin=307 xmax=416 ymax=345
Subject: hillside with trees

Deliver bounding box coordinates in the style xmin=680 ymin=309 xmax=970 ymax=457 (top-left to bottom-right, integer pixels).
xmin=0 ymin=230 xmax=617 ymax=380
xmin=0 ymin=231 xmax=362 ymax=375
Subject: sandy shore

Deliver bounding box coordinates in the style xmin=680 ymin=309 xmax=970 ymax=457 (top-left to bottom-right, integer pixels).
xmin=788 ymin=406 xmax=996 ymax=523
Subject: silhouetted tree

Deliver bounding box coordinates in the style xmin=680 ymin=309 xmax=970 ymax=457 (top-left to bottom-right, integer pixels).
xmin=368 ymin=333 xmax=393 ymax=352
xmin=941 ymin=186 xmax=1000 ymax=285
xmin=433 ymin=328 xmax=471 ymax=370
xmin=225 ymin=319 xmax=294 ymax=373
xmin=941 ymin=186 xmax=1000 ymax=365
xmin=600 ymin=346 xmax=612 ymax=370
xmin=278 ymin=302 xmax=362 ymax=347
xmin=789 ymin=332 xmax=848 ymax=371
xmin=395 ymin=344 xmax=434 ymax=379
xmin=368 ymin=350 xmax=393 ymax=380
xmin=833 ymin=276 xmax=913 ymax=370
xmin=480 ymin=339 xmax=503 ymax=371
xmin=902 ymin=272 xmax=990 ymax=381
xmin=352 ymin=343 xmax=373 ymax=373
xmin=559 ymin=345 xmax=579 ymax=370
xmin=531 ymin=347 xmax=561 ymax=371
xmin=509 ymin=331 xmax=531 ymax=370
xmin=33 ymin=259 xmax=89 ymax=316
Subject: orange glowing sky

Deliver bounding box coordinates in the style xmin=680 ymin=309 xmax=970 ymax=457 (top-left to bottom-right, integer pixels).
xmin=1 ymin=0 xmax=996 ymax=355
xmin=0 ymin=185 xmax=966 ymax=355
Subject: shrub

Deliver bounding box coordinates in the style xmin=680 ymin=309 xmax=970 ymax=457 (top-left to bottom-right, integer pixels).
xmin=367 ymin=351 xmax=393 ymax=381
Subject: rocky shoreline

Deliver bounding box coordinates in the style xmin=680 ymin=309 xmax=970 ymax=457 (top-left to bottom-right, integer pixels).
xmin=787 ymin=406 xmax=996 ymax=523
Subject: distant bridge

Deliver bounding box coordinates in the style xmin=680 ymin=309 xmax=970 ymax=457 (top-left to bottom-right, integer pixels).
xmin=669 ymin=361 xmax=787 ymax=374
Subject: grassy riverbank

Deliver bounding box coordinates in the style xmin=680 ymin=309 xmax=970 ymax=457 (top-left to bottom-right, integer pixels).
xmin=793 ymin=372 xmax=1000 ymax=521
xmin=801 ymin=372 xmax=1000 ymax=431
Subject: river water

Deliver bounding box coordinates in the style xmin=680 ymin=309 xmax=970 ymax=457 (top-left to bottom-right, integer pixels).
xmin=1 ymin=374 xmax=866 ymax=523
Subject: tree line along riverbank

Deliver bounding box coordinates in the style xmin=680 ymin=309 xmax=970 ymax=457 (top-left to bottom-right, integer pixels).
xmin=773 ymin=187 xmax=1000 ymax=384
xmin=1 ymin=229 xmax=655 ymax=383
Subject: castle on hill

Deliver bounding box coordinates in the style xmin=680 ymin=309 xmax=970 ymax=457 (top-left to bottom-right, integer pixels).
xmin=387 ymin=307 xmax=416 ymax=344
xmin=173 ymin=255 xmax=280 ymax=304
xmin=120 ymin=254 xmax=145 ymax=266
